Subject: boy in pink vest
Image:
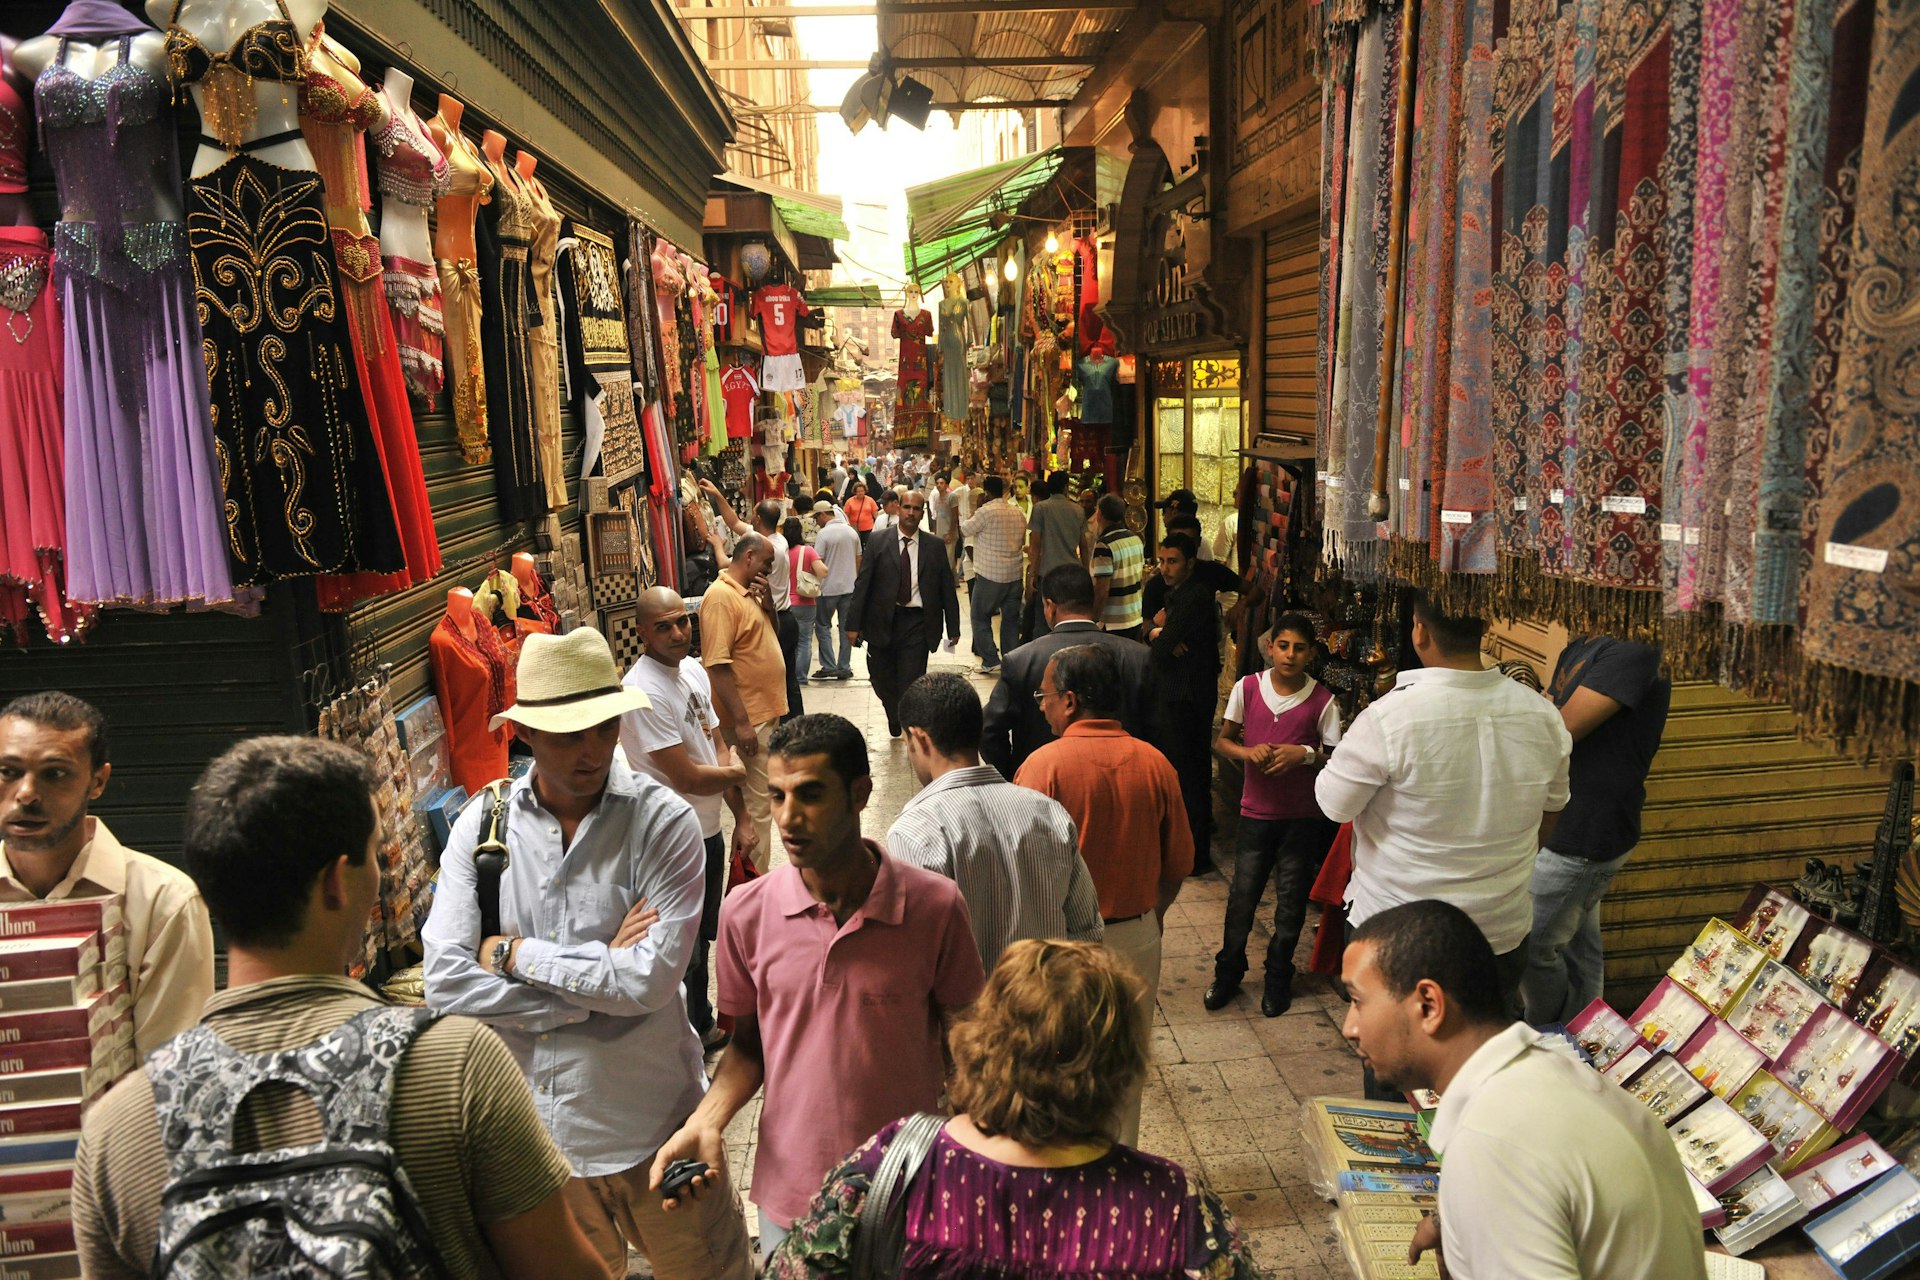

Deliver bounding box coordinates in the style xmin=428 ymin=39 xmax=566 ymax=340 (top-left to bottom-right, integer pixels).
xmin=1205 ymin=614 xmax=1344 ymax=1016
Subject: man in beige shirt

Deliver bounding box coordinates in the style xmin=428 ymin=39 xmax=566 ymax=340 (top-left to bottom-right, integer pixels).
xmin=700 ymin=534 xmax=789 ymax=869
xmin=0 ymin=692 xmax=214 ymax=1055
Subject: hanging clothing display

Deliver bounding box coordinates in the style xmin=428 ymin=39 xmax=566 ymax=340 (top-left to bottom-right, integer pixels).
xmin=428 ymin=108 xmax=492 ymax=464
xmin=524 ymin=172 xmax=566 ymax=511
xmin=893 ymin=305 xmax=933 ymax=445
xmin=720 ymin=358 xmax=758 ymax=440
xmin=300 ymin=36 xmax=442 ymax=610
xmin=38 ymin=27 xmax=242 ymax=609
xmin=671 ymin=254 xmax=702 ymax=447
xmin=650 ymin=237 xmax=684 ymax=420
xmin=477 ymin=155 xmax=543 ymax=521
xmin=938 ymin=293 xmax=968 ymax=423
xmin=753 ymin=281 xmax=809 ymax=393
xmin=428 ymin=609 xmax=510 ymax=793
xmin=373 ymin=99 xmax=450 ymax=409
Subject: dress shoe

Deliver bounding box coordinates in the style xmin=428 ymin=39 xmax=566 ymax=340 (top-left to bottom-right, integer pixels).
xmin=1187 ymin=858 xmax=1216 ymax=878
xmin=834 ymin=669 xmax=855 ymax=680
xmin=812 ymin=669 xmax=839 ymax=681
xmin=1260 ymin=988 xmax=1293 ymax=1018
xmin=1202 ymin=978 xmax=1240 ymax=1011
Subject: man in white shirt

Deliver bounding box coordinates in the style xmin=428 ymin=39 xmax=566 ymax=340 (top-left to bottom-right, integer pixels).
xmin=889 ymin=673 xmax=1102 ymax=966
xmin=810 ymin=502 xmax=862 ymax=681
xmin=960 ymin=475 xmax=1028 ymax=672
xmin=622 ymin=587 xmax=750 ymax=1052
xmin=1341 ymin=900 xmax=1705 ymax=1280
xmin=1315 ymin=593 xmax=1571 ymax=1009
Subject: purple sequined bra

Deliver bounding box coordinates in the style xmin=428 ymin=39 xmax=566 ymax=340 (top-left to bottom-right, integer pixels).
xmin=35 ymin=36 xmax=190 ymax=289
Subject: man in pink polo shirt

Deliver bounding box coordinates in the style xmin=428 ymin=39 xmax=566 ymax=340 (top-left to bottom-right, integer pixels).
xmin=648 ymin=713 xmax=985 ymax=1262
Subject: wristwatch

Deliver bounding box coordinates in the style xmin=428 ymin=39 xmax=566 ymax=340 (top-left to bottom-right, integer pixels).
xmin=1303 ymin=746 xmax=1321 ymax=767
xmin=491 ymin=937 xmax=516 ymax=978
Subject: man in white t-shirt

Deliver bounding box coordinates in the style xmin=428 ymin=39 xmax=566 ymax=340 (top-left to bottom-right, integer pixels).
xmin=622 ymin=586 xmax=750 ymax=1052
xmin=1342 ymin=900 xmax=1705 ymax=1280
xmin=810 ymin=502 xmax=862 ymax=681
xmin=1316 ymin=592 xmax=1571 ymax=1011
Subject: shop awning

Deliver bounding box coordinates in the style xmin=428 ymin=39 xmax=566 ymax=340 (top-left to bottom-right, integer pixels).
xmin=904 ymin=148 xmax=1064 ymax=289
xmin=877 ymin=0 xmax=1135 ymax=111
xmin=809 ymin=284 xmax=897 ymax=308
xmin=716 ymin=170 xmax=850 ymax=242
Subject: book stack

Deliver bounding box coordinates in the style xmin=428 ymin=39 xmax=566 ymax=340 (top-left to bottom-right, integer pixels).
xmin=1301 ymin=1097 xmax=1442 ymax=1280
xmin=0 ymin=897 xmax=133 ymax=1280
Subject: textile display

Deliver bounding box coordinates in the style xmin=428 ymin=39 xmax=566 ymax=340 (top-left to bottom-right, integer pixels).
xmin=478 ymin=164 xmax=543 ymax=522
xmin=570 ymin=224 xmax=631 ymax=370
xmin=1314 ymin=0 xmax=1920 ymax=756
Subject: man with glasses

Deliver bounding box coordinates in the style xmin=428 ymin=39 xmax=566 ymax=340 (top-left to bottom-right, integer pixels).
xmin=1014 ymin=644 xmax=1192 ymax=1144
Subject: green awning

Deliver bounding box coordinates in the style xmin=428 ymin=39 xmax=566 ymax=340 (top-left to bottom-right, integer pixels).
xmin=904 ymin=148 xmax=1064 ymax=290
xmin=808 ymin=285 xmax=894 ymax=308
xmin=717 ymin=170 xmax=850 ymax=242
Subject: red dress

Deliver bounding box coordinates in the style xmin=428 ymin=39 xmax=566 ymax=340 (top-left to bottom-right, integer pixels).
xmin=303 ymin=56 xmax=443 ymax=611
xmin=429 ymin=614 xmax=510 ymax=793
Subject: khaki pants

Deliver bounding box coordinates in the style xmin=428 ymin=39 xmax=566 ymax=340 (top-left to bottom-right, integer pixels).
xmin=1103 ymin=912 xmax=1162 ymax=1147
xmin=740 ymin=719 xmax=778 ymax=872
xmin=562 ymin=1160 xmax=753 ymax=1280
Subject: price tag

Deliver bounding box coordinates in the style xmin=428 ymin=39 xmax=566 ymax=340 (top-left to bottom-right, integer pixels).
xmin=1685 ymin=528 xmax=1700 ymax=546
xmin=1660 ymin=523 xmax=1682 ymax=542
xmin=1399 ymin=477 xmax=1412 ymax=490
xmin=1512 ymin=496 xmax=1529 ymax=511
xmin=1825 ymin=542 xmax=1889 ymax=573
xmin=1440 ymin=510 xmax=1473 ymax=525
xmin=1549 ymin=488 xmax=1565 ymax=505
xmin=1324 ymin=475 xmax=1345 ymax=487
xmin=1602 ymin=495 xmax=1647 ymax=515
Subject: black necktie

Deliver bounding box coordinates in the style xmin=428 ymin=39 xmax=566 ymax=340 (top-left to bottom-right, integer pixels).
xmin=898 ymin=535 xmax=913 ymax=605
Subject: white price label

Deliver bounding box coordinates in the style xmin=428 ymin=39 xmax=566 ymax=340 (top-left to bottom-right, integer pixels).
xmin=1549 ymin=488 xmax=1565 ymax=505
xmin=1324 ymin=475 xmax=1345 ymax=487
xmin=1602 ymin=495 xmax=1647 ymax=514
xmin=1399 ymin=477 xmax=1412 ymax=490
xmin=1440 ymin=510 xmax=1473 ymax=525
xmin=1685 ymin=528 xmax=1700 ymax=546
xmin=1660 ymin=523 xmax=1682 ymax=542
xmin=1824 ymin=542 xmax=1889 ymax=573
xmin=1512 ymin=496 xmax=1529 ymax=511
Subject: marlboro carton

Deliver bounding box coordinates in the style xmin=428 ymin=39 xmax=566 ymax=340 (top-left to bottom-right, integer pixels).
xmin=0 ymin=1250 xmax=81 ymax=1279
xmin=0 ymin=1071 xmax=89 ymax=1110
xmin=0 ymin=1221 xmax=73 ymax=1256
xmin=0 ymin=977 xmax=100 ymax=1017
xmin=0 ymin=1134 xmax=77 ymax=1170
xmin=0 ymin=1040 xmax=114 ymax=1078
xmin=0 ymin=941 xmax=98 ymax=987
xmin=0 ymin=987 xmax=125 ymax=1047
xmin=0 ymin=1162 xmax=72 ymax=1227
xmin=0 ymin=1105 xmax=81 ymax=1144
xmin=0 ymin=902 xmax=119 ymax=944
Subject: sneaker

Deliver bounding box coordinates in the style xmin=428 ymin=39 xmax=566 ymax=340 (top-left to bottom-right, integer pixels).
xmin=832 ymin=669 xmax=855 ymax=680
xmin=812 ymin=669 xmax=839 ymax=681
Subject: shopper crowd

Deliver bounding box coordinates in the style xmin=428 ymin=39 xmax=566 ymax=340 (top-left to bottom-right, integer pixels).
xmin=0 ymin=450 xmax=1694 ymax=1279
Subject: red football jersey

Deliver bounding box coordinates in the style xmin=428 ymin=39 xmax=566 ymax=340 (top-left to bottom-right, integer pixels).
xmin=719 ymin=363 xmax=760 ymax=439
xmin=751 ymin=284 xmax=809 ymax=357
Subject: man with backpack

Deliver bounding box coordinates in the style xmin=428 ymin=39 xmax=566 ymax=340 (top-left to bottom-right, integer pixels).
xmin=72 ymin=735 xmax=604 ymax=1279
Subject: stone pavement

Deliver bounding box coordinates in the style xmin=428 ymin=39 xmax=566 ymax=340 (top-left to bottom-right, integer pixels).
xmin=691 ymin=582 xmax=1364 ymax=1279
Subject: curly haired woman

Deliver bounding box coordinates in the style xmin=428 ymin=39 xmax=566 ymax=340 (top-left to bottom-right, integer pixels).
xmin=768 ymin=939 xmax=1257 ymax=1278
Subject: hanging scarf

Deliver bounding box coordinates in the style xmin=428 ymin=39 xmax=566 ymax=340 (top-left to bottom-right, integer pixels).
xmin=44 ymin=0 xmax=152 ymax=38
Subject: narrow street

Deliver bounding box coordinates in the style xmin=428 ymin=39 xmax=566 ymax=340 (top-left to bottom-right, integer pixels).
xmin=708 ymin=591 xmax=1362 ymax=1280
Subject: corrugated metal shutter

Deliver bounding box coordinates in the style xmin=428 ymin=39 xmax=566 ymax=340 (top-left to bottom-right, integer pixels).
xmin=1260 ymin=213 xmax=1319 ymax=443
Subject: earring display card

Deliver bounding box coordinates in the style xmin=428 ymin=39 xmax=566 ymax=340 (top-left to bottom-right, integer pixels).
xmin=1725 ymin=960 xmax=1827 ymax=1060
xmin=1622 ymin=1051 xmax=1711 ymax=1125
xmin=1849 ymin=960 xmax=1920 ymax=1061
xmin=1601 ymin=1043 xmax=1654 ymax=1084
xmin=1726 ymin=1070 xmax=1835 ymax=1170
xmin=1567 ymin=999 xmax=1637 ymax=1069
xmin=1712 ymin=1165 xmax=1809 ymax=1257
xmin=1794 ymin=923 xmax=1874 ymax=1008
xmin=1733 ymin=884 xmax=1813 ymax=960
xmin=1805 ymin=1166 xmax=1920 ymax=1279
xmin=1668 ymin=1094 xmax=1774 ymax=1196
xmin=1691 ymin=1174 xmax=1730 ymax=1229
xmin=1786 ymin=1134 xmax=1897 ymax=1213
xmin=1775 ymin=1005 xmax=1898 ymax=1130
xmin=1670 ymin=918 xmax=1768 ymax=1013
xmin=1676 ymin=1018 xmax=1767 ymax=1100
xmin=1631 ymin=977 xmax=1713 ymax=1052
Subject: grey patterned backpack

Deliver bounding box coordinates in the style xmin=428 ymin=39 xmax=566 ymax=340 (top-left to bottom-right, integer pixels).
xmin=146 ymin=1004 xmax=450 ymax=1279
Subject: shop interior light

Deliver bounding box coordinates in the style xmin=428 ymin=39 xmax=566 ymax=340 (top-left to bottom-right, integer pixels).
xmin=1003 ymin=257 xmax=1019 ymax=282
xmin=1044 ymin=231 xmax=1060 ymax=254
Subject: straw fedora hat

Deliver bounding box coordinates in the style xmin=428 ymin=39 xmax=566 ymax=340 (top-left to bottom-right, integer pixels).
xmin=489 ymin=627 xmax=650 ymax=734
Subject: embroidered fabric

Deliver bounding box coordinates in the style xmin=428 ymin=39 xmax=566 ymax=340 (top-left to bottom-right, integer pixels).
xmin=383 ymin=254 xmax=443 ymax=408
xmin=0 ymin=250 xmax=47 ymax=342
xmin=0 ymin=49 xmax=29 ymax=194
xmin=371 ymin=106 xmax=447 ymax=208
xmin=163 ymin=0 xmax=305 ymax=152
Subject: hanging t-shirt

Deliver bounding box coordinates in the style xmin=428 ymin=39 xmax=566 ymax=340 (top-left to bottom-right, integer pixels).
xmin=710 ymin=272 xmax=734 ymax=340
xmin=751 ymin=283 xmax=809 ymax=357
xmin=720 ymin=363 xmax=760 ymax=439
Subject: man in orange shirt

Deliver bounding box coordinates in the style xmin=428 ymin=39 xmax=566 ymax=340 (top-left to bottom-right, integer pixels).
xmin=1014 ymin=643 xmax=1191 ymax=1144
xmin=843 ymin=481 xmax=878 ymax=550
xmin=700 ymin=535 xmax=789 ymax=869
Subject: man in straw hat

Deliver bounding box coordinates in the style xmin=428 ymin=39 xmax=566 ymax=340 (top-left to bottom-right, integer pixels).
xmin=423 ymin=627 xmax=754 ymax=1279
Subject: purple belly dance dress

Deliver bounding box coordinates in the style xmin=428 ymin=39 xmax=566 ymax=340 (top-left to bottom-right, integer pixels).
xmin=35 ymin=33 xmax=244 ymax=611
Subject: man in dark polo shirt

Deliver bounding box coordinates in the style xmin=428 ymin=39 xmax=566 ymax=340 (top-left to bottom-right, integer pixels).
xmin=1521 ymin=636 xmax=1671 ymax=1023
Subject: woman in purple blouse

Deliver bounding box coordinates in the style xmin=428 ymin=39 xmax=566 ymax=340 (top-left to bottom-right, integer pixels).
xmin=769 ymin=939 xmax=1257 ymax=1278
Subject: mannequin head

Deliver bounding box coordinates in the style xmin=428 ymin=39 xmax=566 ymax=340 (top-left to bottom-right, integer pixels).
xmin=904 ymin=284 xmax=923 ymax=314
xmin=511 ymin=552 xmax=539 ymax=595
xmin=515 ymin=150 xmax=538 ymax=179
xmin=446 ymin=587 xmax=476 ymax=636
xmin=482 ymin=130 xmax=507 ymax=163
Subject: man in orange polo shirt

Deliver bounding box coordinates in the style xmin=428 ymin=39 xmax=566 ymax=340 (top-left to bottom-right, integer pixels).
xmin=701 ymin=535 xmax=789 ymax=870
xmin=1014 ymin=643 xmax=1192 ymax=1144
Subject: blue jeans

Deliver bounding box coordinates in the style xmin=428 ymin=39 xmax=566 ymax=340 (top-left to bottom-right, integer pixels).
xmin=813 ymin=593 xmax=852 ymax=674
xmin=1522 ymin=845 xmax=1632 ymax=1024
xmin=757 ymin=1210 xmax=789 ymax=1261
xmin=969 ymin=575 xmax=1021 ymax=666
xmin=791 ymin=600 xmax=817 ymax=682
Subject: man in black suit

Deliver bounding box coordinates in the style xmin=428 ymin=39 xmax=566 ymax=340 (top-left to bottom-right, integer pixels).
xmin=1147 ymin=531 xmax=1229 ymax=875
xmin=981 ymin=566 xmax=1152 ymax=777
xmin=846 ymin=489 xmax=961 ymax=738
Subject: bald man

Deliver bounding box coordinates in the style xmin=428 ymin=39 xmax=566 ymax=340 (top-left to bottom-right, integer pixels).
xmin=621 ymin=587 xmax=750 ymax=1048
xmin=699 ymin=535 xmax=788 ymax=869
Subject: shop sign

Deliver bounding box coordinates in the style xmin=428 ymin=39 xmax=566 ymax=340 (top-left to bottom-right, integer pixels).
xmin=1226 ymin=0 xmax=1321 ymax=232
xmin=1139 ymin=178 xmax=1227 ymax=351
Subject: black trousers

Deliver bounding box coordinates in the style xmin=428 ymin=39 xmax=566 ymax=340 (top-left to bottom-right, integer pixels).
xmin=1215 ymin=814 xmax=1339 ymax=990
xmin=868 ymin=607 xmax=931 ymax=731
xmin=683 ymin=832 xmax=725 ymax=1035
xmin=776 ymin=609 xmax=802 ymax=723
xmin=1156 ymin=696 xmax=1216 ymax=868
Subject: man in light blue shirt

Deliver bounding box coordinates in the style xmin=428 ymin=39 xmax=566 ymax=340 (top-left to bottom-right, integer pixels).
xmin=423 ymin=627 xmax=754 ymax=1280
xmin=810 ymin=501 xmax=861 ymax=680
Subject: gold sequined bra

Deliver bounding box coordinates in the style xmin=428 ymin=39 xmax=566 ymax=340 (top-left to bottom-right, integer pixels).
xmin=164 ymin=0 xmax=308 ymax=152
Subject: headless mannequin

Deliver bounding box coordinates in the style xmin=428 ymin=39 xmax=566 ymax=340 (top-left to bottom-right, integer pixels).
xmin=511 ymin=552 xmax=540 ymax=600
xmin=446 ymin=586 xmax=477 ymax=641
xmin=427 ymin=94 xmax=486 ymax=262
xmin=300 ymin=26 xmax=382 ymax=237
xmin=13 ymin=29 xmax=179 ymax=222
xmin=514 ymin=150 xmax=537 ymax=183
xmin=481 ymin=129 xmax=524 ymax=204
xmin=148 ymin=0 xmax=327 ymax=178
xmin=0 ymin=35 xmax=32 ymax=227
xmin=375 ymin=68 xmax=436 ymax=265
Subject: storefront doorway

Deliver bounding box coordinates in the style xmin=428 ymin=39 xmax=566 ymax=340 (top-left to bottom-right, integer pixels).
xmin=1152 ymin=354 xmax=1244 ymax=554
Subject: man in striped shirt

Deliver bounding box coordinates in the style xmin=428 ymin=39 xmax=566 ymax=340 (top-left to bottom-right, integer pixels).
xmin=1090 ymin=494 xmax=1146 ymax=639
xmin=959 ymin=475 xmax=1028 ymax=672
xmin=888 ymin=674 xmax=1103 ymax=967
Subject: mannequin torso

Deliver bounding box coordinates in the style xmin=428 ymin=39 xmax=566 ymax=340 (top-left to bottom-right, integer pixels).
xmin=427 ymin=95 xmax=490 ymax=262
xmin=0 ymin=36 xmax=32 ymax=227
xmin=16 ymin=30 xmax=180 ymax=223
xmin=151 ymin=0 xmax=326 ymax=178
xmin=373 ymin=68 xmax=438 ymax=265
xmin=296 ymin=28 xmax=382 ymax=235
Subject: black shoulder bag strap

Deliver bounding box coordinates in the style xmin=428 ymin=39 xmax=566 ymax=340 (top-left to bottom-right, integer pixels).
xmin=851 ymin=1112 xmax=946 ymax=1280
xmin=472 ymin=781 xmax=510 ymax=939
